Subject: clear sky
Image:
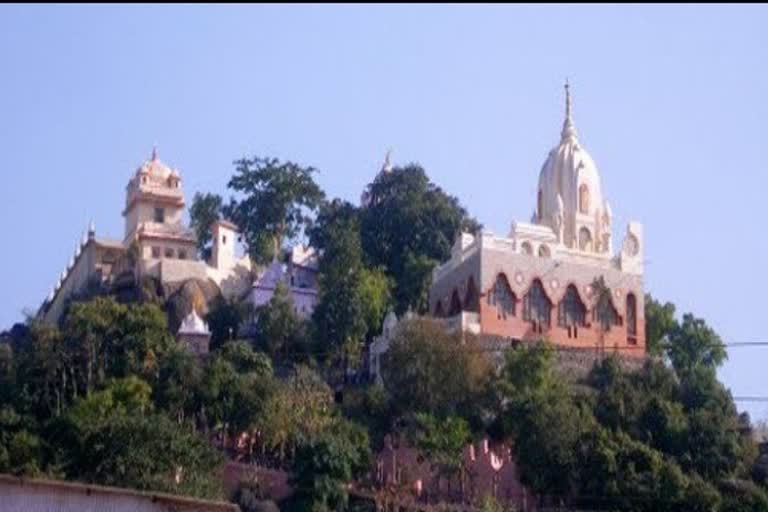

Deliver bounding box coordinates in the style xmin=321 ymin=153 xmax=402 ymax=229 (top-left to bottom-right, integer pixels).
xmin=1 ymin=4 xmax=766 ymax=419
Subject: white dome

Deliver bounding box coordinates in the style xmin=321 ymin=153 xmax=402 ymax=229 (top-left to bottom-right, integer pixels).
xmin=536 ymin=83 xmax=606 ymax=250
xmin=136 ymin=147 xmax=177 ymax=181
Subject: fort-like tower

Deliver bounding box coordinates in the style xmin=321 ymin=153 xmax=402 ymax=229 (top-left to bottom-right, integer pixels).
xmin=123 ymin=148 xmax=197 ymax=263
xmin=429 ymin=84 xmax=645 ymax=354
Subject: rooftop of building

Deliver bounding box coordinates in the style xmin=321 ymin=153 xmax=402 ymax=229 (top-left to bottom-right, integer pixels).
xmin=0 ymin=473 xmax=239 ymax=512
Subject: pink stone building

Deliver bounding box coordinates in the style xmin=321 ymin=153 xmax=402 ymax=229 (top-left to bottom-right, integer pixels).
xmin=373 ymin=434 xmax=535 ymax=510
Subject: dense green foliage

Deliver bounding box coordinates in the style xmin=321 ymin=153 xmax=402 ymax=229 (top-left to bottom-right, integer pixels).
xmin=251 ymin=282 xmax=311 ymax=365
xmin=0 ymin=297 xmax=362 ymax=505
xmin=225 ymin=156 xmax=325 ymax=264
xmin=359 ymin=164 xmax=480 ymax=314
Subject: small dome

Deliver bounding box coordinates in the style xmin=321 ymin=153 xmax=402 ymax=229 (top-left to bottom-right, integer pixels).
xmin=178 ymin=309 xmax=210 ymax=336
xmin=135 ymin=147 xmax=177 ymax=181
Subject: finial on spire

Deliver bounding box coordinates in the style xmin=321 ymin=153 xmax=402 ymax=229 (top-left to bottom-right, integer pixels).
xmin=561 ymin=79 xmax=578 ymax=141
xmin=382 ymin=148 xmax=393 ymax=173
xmin=151 ymin=145 xmax=158 ymax=161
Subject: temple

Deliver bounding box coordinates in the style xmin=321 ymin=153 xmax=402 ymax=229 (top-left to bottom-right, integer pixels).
xmin=38 ymin=150 xmax=263 ymax=332
xmin=429 ymin=83 xmax=645 ymax=354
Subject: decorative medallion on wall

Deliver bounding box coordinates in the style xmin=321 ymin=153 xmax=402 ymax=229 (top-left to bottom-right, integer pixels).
xmin=585 ymin=285 xmax=593 ymax=297
xmin=614 ymin=289 xmax=622 ymax=299
xmin=624 ymin=234 xmax=639 ymax=257
xmin=550 ymin=279 xmax=559 ymax=290
xmin=515 ymin=272 xmax=524 ymax=285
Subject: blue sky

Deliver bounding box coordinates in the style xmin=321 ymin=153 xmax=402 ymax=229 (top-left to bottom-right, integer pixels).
xmin=1 ymin=5 xmax=766 ymax=419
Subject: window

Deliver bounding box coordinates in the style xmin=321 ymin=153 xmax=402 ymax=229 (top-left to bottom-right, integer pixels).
xmin=464 ymin=277 xmax=479 ymax=313
xmin=538 ymin=244 xmax=551 ymax=258
xmin=537 ymin=189 xmax=543 ymax=220
xmin=626 ymin=293 xmax=637 ymax=337
xmin=448 ymin=289 xmax=462 ymax=317
xmin=489 ymin=274 xmax=516 ymax=319
xmin=594 ymin=294 xmax=620 ymax=331
xmin=579 ymin=184 xmax=590 ymax=214
xmin=523 ymin=279 xmax=551 ymax=329
xmin=151 ymin=246 xmax=161 ymax=259
xmin=579 ymin=227 xmax=593 ymax=252
xmin=154 ymin=207 xmax=165 ymax=223
xmin=222 ymin=235 xmax=227 ymax=245
xmin=178 ymin=250 xmax=187 ymax=260
xmin=521 ymin=241 xmax=533 ymax=256
xmin=558 ymin=285 xmax=586 ymax=334
xmin=164 ymin=247 xmax=174 ymax=259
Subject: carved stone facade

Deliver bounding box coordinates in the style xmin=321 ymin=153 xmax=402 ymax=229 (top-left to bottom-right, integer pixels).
xmin=430 ymin=85 xmax=646 ymax=355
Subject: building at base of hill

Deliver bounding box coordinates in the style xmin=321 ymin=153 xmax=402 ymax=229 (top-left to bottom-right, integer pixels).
xmin=0 ymin=474 xmax=238 ymax=512
xmin=429 ymin=83 xmax=645 ymax=356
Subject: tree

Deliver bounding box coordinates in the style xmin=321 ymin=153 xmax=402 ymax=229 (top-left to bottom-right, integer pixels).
xmin=644 ymin=294 xmax=678 ymax=357
xmin=380 ymin=318 xmax=493 ymax=421
xmin=62 ymin=298 xmax=174 ymax=396
xmin=154 ymin=345 xmax=203 ymax=423
xmin=226 ymin=156 xmax=325 ymax=264
xmin=576 ymin=428 xmax=692 ymax=512
xmin=667 ymin=313 xmax=727 ymax=376
xmin=360 ymin=164 xmax=480 ymax=314
xmin=496 ymin=343 xmax=591 ymax=501
xmin=220 ymin=340 xmax=273 ymax=377
xmin=189 ymin=192 xmax=223 ymax=259
xmin=259 ymin=365 xmax=334 ymax=462
xmin=412 ymin=412 xmax=470 ymax=481
xmin=70 ymin=412 xmax=224 ymax=499
xmin=310 ymin=199 xmax=368 ymax=375
xmin=358 ymin=267 xmax=393 ymax=342
xmin=205 ymin=294 xmax=252 ymax=351
xmin=12 ymin=320 xmax=69 ymax=419
xmin=198 ymin=348 xmax=273 ymax=448
xmin=288 ymin=419 xmax=371 ymax=512
xmin=252 ymin=281 xmax=309 ymax=363
xmin=0 ymin=406 xmax=43 ymax=476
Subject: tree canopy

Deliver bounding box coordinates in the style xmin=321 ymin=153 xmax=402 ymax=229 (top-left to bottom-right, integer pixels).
xmin=359 ymin=164 xmax=480 ymax=314
xmin=225 ymin=156 xmax=325 ymax=264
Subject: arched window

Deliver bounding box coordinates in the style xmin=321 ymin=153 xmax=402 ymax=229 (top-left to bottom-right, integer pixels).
xmin=449 ymin=289 xmax=462 ymax=317
xmin=464 ymin=277 xmax=479 ymax=313
xmin=558 ymin=285 xmax=586 ymax=328
xmin=538 ymin=244 xmax=551 ymax=258
xmin=579 ymin=184 xmax=590 ymax=214
xmin=537 ymin=189 xmax=543 ymax=220
xmin=578 ymin=227 xmax=593 ymax=252
xmin=523 ymin=279 xmax=552 ymax=328
xmin=434 ymin=301 xmax=444 ymax=318
xmin=521 ymin=241 xmax=533 ymax=256
xmin=594 ymin=293 xmax=620 ymax=331
xmin=626 ymin=293 xmax=637 ymax=337
xmin=488 ymin=274 xmax=517 ymax=319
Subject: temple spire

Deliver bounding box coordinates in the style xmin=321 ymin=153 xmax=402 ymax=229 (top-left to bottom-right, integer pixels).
xmin=151 ymin=145 xmax=158 ymax=161
xmin=561 ymin=79 xmax=578 ymax=141
xmin=382 ymin=148 xmax=393 ymax=173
